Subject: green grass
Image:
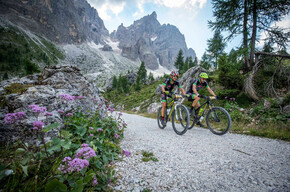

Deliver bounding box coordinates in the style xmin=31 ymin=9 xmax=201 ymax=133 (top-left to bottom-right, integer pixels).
xmin=141 ymin=150 xmax=158 ymax=162
xmin=104 ymin=80 xmax=163 ymax=112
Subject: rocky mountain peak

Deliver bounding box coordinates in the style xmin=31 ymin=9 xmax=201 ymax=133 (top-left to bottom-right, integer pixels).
xmin=0 ymin=0 xmax=108 ymax=44
xmin=112 ymin=11 xmax=196 ymax=70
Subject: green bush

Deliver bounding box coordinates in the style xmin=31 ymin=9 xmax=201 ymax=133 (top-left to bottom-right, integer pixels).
xmin=217 ymin=53 xmax=244 ymax=90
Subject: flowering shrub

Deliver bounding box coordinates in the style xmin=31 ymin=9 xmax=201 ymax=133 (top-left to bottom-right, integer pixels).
xmin=0 ymin=94 xmax=130 ymax=191
xmin=4 ymin=112 xmax=26 ymax=124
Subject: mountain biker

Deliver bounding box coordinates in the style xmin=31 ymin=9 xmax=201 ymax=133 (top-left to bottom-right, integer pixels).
xmin=186 ymin=72 xmax=216 ymax=127
xmin=161 ymin=71 xmax=186 ymax=126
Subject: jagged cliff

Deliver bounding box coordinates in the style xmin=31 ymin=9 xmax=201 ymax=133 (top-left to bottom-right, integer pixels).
xmin=0 ymin=0 xmax=108 ymax=44
xmin=111 ymin=11 xmax=196 ymax=70
xmin=0 ymin=1 xmax=196 ymax=82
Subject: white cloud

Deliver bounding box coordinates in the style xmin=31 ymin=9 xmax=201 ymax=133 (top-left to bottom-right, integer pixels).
xmin=152 ymin=0 xmax=207 ymax=9
xmin=87 ymin=0 xmax=125 ymax=21
xmin=154 ymin=0 xmax=186 ymax=8
xmin=257 ymin=15 xmax=290 ymax=50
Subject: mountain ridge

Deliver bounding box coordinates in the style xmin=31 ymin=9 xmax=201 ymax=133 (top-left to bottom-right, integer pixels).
xmin=0 ymin=0 xmax=196 ymax=82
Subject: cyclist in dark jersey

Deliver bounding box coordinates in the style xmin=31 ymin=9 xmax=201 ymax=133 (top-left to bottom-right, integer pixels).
xmin=186 ymin=72 xmax=216 ymax=127
xmin=161 ymin=71 xmax=186 ymax=125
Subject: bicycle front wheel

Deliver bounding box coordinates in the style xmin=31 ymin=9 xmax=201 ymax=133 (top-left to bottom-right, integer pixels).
xmin=172 ymin=105 xmax=190 ymax=135
xmin=157 ymin=107 xmax=166 ymax=129
xmin=206 ymin=107 xmax=231 ymax=135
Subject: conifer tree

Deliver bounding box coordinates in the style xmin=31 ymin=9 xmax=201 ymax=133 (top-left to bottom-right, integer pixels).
xmin=174 ymin=49 xmax=184 ymax=73
xmin=207 ymin=30 xmax=226 ymax=69
xmin=112 ymin=75 xmax=118 ymax=89
xmin=137 ymin=61 xmax=147 ymax=83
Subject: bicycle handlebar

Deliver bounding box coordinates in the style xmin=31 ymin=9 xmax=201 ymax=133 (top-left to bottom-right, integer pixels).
xmin=198 ymin=94 xmax=218 ymax=100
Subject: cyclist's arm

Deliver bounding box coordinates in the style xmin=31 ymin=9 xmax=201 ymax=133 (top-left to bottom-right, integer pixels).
xmin=161 ymin=85 xmax=166 ymax=93
xmin=207 ymin=86 xmax=216 ymax=96
xmin=192 ymin=84 xmax=198 ymax=95
xmin=179 ymin=87 xmax=186 ymax=95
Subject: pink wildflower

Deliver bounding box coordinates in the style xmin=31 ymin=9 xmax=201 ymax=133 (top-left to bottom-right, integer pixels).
xmin=93 ymin=177 xmax=98 ymax=186
xmin=75 ymin=145 xmax=96 ymax=159
xmin=122 ymin=150 xmax=131 ymax=157
xmin=66 ymin=113 xmax=73 ymax=117
xmin=33 ymin=121 xmax=44 ymax=130
xmin=45 ymin=112 xmax=53 ymax=116
xmin=60 ymin=94 xmax=75 ymax=101
xmin=114 ymin=133 xmax=120 ymax=139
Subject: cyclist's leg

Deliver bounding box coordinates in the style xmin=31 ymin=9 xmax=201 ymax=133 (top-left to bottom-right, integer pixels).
xmin=191 ymin=94 xmax=200 ymax=109
xmin=161 ymin=93 xmax=167 ymax=120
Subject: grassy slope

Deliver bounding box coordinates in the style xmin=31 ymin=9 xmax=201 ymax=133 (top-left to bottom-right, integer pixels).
xmin=0 ymin=26 xmax=65 ymax=79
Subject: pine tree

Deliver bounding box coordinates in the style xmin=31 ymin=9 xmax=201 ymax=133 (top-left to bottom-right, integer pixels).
xmin=188 ymin=56 xmax=195 ymax=68
xmin=112 ymin=75 xmax=118 ymax=89
xmin=135 ymin=76 xmax=141 ymax=91
xmin=207 ymin=30 xmax=226 ymax=69
xmin=137 ymin=61 xmax=147 ymax=83
xmin=183 ymin=57 xmax=189 ymax=73
xmin=117 ymin=74 xmax=122 ymax=93
xmin=148 ymin=72 xmax=154 ymax=83
xmin=174 ymin=49 xmax=184 ymax=74
xmin=200 ymin=52 xmax=212 ymax=70
xmin=120 ymin=76 xmax=129 ymax=93
xmin=209 ymin=0 xmax=290 ymax=71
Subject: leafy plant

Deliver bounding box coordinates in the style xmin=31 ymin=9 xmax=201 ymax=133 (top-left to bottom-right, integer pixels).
xmin=0 ymin=94 xmax=129 ymax=191
xmin=141 ymin=150 xmax=158 ymax=162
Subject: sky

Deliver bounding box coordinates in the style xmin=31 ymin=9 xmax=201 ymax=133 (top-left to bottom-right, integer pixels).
xmin=87 ymin=0 xmax=290 ymax=59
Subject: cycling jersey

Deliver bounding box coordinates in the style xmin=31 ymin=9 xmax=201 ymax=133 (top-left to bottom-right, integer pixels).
xmin=187 ymin=78 xmax=208 ymax=94
xmin=162 ymin=78 xmax=181 ymax=93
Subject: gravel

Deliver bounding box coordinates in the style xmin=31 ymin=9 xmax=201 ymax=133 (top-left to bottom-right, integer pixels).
xmin=111 ymin=113 xmax=290 ymax=192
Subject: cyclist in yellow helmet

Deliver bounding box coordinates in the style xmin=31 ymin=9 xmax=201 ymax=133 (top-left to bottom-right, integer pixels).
xmin=186 ymin=72 xmax=216 ymax=127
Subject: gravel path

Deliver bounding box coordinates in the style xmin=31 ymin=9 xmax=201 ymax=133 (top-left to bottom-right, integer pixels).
xmin=112 ymin=113 xmax=290 ymax=192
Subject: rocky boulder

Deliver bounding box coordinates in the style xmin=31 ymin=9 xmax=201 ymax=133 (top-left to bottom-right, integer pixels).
xmin=147 ymin=102 xmax=160 ymax=114
xmin=102 ymin=44 xmax=113 ymax=51
xmin=0 ymin=65 xmax=105 ymax=145
xmin=154 ymin=66 xmax=206 ymax=94
xmin=179 ymin=66 xmax=207 ymax=92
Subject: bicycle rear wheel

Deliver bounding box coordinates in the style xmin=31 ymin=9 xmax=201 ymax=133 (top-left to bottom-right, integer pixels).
xmin=206 ymin=107 xmax=231 ymax=135
xmin=157 ymin=107 xmax=166 ymax=129
xmin=172 ymin=105 xmax=190 ymax=135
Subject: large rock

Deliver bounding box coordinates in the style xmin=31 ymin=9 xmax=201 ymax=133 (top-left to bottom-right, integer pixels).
xmin=179 ymin=66 xmax=207 ymax=92
xmin=0 ymin=65 xmax=105 ymax=145
xmin=147 ymin=102 xmax=160 ymax=114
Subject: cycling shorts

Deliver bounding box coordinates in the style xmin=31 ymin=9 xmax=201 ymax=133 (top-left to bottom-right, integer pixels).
xmin=161 ymin=92 xmax=175 ymax=102
xmin=186 ymin=93 xmax=200 ymax=103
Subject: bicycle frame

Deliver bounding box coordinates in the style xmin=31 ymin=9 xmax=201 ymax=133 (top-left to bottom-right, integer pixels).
xmin=195 ymin=96 xmax=216 ymax=117
xmin=166 ymin=95 xmax=186 ymax=121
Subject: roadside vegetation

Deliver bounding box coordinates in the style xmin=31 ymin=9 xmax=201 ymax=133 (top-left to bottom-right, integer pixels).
xmin=0 ymin=95 xmax=129 ymax=191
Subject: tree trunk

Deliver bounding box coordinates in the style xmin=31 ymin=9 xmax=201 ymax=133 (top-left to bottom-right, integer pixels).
xmin=243 ymin=0 xmax=250 ymax=70
xmin=249 ymin=0 xmax=257 ymax=69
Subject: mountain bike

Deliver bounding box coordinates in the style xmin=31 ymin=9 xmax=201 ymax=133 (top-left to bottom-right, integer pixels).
xmin=157 ymin=94 xmax=190 ymax=135
xmin=188 ymin=95 xmax=231 ymax=135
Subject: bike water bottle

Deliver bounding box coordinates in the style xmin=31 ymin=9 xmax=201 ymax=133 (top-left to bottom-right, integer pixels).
xmin=200 ymin=116 xmax=204 ymax=122
xmin=167 ymin=108 xmax=170 ymax=115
